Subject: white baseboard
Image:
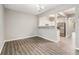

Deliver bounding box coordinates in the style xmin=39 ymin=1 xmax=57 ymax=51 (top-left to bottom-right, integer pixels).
xmin=5 ymin=35 xmax=59 ymax=43
xmin=66 ymin=34 xmax=71 ymax=38
xmin=0 ymin=41 xmax=5 ymax=54
xmin=75 ymin=48 xmax=79 ymax=51
xmin=5 ymin=36 xmax=38 ymax=42
xmin=38 ymin=36 xmax=60 ymax=43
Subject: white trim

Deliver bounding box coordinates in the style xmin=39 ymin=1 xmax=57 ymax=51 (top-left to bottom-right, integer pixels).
xmin=0 ymin=41 xmax=5 ymax=54
xmin=75 ymin=48 xmax=79 ymax=55
xmin=75 ymin=48 xmax=79 ymax=51
xmin=5 ymin=36 xmax=38 ymax=42
xmin=5 ymin=35 xmax=59 ymax=43
xmin=38 ymin=36 xmax=60 ymax=43
xmin=66 ymin=34 xmax=71 ymax=38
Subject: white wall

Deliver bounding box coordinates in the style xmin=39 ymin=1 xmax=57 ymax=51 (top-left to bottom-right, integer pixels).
xmin=5 ymin=9 xmax=37 ymax=41
xmin=0 ymin=5 xmax=5 ymax=53
xmin=38 ymin=16 xmax=56 ymax=26
xmin=75 ymin=5 xmax=79 ymax=48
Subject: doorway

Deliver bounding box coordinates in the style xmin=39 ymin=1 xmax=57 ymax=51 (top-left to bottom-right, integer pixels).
xmin=57 ymin=22 xmax=66 ymax=37
xmin=56 ymin=8 xmax=76 ymax=54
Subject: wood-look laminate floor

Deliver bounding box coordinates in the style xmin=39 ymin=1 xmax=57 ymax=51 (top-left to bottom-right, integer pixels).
xmin=1 ymin=36 xmax=75 ymax=55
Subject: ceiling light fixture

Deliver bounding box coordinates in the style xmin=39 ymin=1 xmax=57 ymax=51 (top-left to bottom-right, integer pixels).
xmin=36 ymin=4 xmax=45 ymax=12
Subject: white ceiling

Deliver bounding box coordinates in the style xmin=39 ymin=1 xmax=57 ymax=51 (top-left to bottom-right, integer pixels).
xmin=4 ymin=4 xmax=58 ymax=15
